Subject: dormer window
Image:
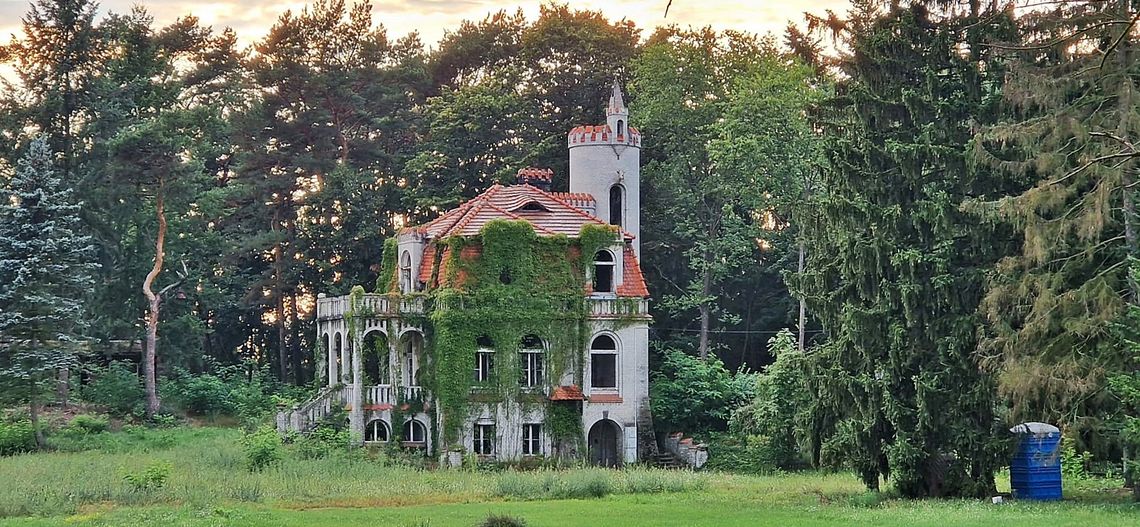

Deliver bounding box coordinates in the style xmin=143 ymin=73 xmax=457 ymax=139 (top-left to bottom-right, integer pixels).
xmin=517 ymin=201 xmax=549 ymax=212
xmin=593 ymin=250 xmax=615 ymax=293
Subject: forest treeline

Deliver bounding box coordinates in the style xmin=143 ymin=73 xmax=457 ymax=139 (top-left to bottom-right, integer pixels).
xmin=1 ymin=0 xmax=1139 ymax=499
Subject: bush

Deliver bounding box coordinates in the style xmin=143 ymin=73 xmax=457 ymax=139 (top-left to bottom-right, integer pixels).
xmin=293 ymin=425 xmax=352 ymax=459
xmin=67 ymin=414 xmax=110 ymax=435
xmin=703 ymin=433 xmax=782 ymax=474
xmin=650 ymin=347 xmax=757 ymax=433
xmin=478 ymin=515 xmax=527 ymax=527
xmin=83 ymin=362 xmax=145 ymax=417
xmin=241 ymin=426 xmax=283 ymax=472
xmin=122 ymin=461 xmax=173 ymax=491
xmin=727 ymin=329 xmax=810 ymax=469
xmin=0 ymin=420 xmax=36 ymax=456
xmin=177 ymin=375 xmax=233 ymax=416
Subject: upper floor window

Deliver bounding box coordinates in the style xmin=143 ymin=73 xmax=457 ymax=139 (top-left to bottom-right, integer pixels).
xmin=399 ymin=251 xmax=412 ymax=292
xmin=590 ymin=335 xmax=618 ymax=390
xmin=593 ymin=250 xmax=615 ymax=293
xmin=519 ymin=335 xmax=544 ymax=388
xmin=609 ymin=185 xmax=623 ymax=227
xmin=475 ymin=335 xmax=494 ymax=383
xmin=616 ymin=119 xmax=625 ymax=137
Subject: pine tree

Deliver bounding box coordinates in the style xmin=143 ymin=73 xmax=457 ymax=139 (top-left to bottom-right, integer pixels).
xmin=0 ymin=136 xmax=97 ymax=448
xmin=795 ymin=3 xmax=1015 ymax=497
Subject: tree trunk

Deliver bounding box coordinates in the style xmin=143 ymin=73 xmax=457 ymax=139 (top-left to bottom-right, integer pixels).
xmin=29 ymin=377 xmax=45 ymax=450
xmin=272 ymin=208 xmax=288 ymax=382
xmin=290 ymin=292 xmax=304 ymax=385
xmin=142 ymin=181 xmax=166 ymax=419
xmin=798 ymin=239 xmax=807 ymax=352
xmin=56 ymin=367 xmax=69 ymax=407
xmin=698 ymin=257 xmax=712 ymax=360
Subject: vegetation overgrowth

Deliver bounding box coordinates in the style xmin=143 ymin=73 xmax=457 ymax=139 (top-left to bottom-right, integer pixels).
xmin=0 ymin=425 xmax=1132 ymax=526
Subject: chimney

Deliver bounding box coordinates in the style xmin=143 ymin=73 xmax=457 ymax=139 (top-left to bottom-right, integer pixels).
xmin=516 ymin=167 xmax=553 ymax=191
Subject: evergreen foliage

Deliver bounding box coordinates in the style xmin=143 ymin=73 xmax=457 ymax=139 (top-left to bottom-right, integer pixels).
xmin=0 ymin=136 xmax=98 ymax=447
xmin=795 ymin=3 xmax=1014 ymax=497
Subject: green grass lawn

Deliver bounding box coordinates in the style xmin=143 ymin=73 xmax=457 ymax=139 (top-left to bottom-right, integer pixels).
xmin=0 ymin=426 xmax=1135 ymax=526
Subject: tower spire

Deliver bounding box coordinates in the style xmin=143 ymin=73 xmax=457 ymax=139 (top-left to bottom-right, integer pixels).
xmin=607 ymin=78 xmax=627 ymax=116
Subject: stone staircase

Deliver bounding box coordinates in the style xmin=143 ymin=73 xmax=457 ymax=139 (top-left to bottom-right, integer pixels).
xmin=653 ymin=451 xmax=683 ymax=469
xmin=275 ymin=385 xmax=347 ymax=434
xmin=657 ymin=432 xmax=708 ymax=469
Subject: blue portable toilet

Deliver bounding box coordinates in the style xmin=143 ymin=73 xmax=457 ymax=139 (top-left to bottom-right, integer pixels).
xmin=1009 ymin=422 xmax=1062 ymax=501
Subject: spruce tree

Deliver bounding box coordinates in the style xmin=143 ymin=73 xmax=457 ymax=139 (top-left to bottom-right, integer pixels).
xmin=0 ymin=137 xmax=97 ymax=448
xmin=795 ymin=3 xmax=1015 ymax=497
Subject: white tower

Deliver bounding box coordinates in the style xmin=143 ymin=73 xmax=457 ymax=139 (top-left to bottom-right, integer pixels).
xmin=568 ymin=80 xmax=642 ymax=256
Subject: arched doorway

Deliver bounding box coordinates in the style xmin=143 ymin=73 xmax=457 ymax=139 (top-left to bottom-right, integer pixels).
xmin=588 ymin=419 xmax=621 ymax=467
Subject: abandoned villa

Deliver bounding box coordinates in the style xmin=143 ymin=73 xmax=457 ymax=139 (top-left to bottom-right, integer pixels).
xmin=278 ymin=81 xmax=655 ymax=466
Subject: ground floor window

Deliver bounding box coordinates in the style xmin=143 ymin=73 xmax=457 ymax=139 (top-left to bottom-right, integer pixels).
xmin=522 ymin=423 xmax=542 ymax=456
xmin=365 ymin=419 xmax=390 ymax=443
xmin=473 ymin=423 xmax=495 ymax=456
xmin=404 ymin=419 xmax=426 ymax=443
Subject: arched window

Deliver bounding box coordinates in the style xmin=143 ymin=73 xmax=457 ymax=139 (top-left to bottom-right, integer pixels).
xmin=365 ymin=419 xmax=390 ymax=443
xmin=519 ymin=335 xmax=544 ymax=388
xmin=403 ymin=332 xmax=422 ymax=386
xmin=475 ymin=335 xmax=494 ymax=382
xmin=334 ymin=333 xmax=344 ymax=383
xmin=609 ymin=185 xmax=623 ymax=227
xmin=364 ymin=332 xmax=389 ymax=385
xmin=404 ymin=419 xmax=427 ymax=443
xmin=590 ymin=335 xmax=618 ymax=390
xmin=399 ymin=251 xmax=412 ymax=292
xmin=593 ymin=250 xmax=615 ymax=293
xmin=616 ymin=119 xmax=625 ymax=137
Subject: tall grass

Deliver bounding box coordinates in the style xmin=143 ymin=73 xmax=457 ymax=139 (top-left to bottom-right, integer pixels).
xmin=494 ymin=467 xmax=708 ymax=500
xmin=0 ymin=426 xmax=711 ymax=517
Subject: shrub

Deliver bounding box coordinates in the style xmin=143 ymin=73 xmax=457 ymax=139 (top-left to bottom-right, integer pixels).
xmin=478 ymin=515 xmax=527 ymax=527
xmin=650 ymin=347 xmax=757 ymax=433
xmin=0 ymin=420 xmax=36 ymax=456
xmin=83 ymin=362 xmax=145 ymax=417
xmin=67 ymin=414 xmax=110 ymax=435
xmin=293 ymin=425 xmax=352 ymax=459
xmin=703 ymin=433 xmax=782 ymax=474
xmin=727 ymin=329 xmax=810 ymax=469
xmin=122 ymin=461 xmax=172 ymax=491
xmin=241 ymin=426 xmax=283 ymax=472
xmin=229 ymin=381 xmax=273 ymax=420
xmin=177 ymin=375 xmax=233 ymax=416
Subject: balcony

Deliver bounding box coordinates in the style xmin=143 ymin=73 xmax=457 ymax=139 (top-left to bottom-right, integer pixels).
xmin=587 ymin=297 xmax=649 ymax=320
xmin=363 ymin=385 xmax=425 ymax=407
xmin=317 ymin=293 xmax=427 ymax=321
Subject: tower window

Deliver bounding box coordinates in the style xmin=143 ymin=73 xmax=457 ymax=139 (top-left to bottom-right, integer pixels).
xmin=593 ymin=250 xmax=615 ymax=293
xmin=617 ymin=119 xmax=625 ymax=137
xmin=609 ymin=185 xmax=623 ymax=227
xmin=399 ymin=251 xmax=412 ymax=292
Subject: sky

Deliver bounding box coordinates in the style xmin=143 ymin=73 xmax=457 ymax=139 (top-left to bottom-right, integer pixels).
xmin=0 ymin=0 xmax=853 ymax=50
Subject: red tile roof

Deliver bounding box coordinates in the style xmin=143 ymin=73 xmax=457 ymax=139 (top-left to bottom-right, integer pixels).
xmin=550 ymin=385 xmax=584 ymax=401
xmin=617 ymin=245 xmax=649 ymax=298
xmin=419 ymin=183 xmax=634 ymax=240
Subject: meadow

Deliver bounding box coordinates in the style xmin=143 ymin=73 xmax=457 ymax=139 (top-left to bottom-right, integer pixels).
xmin=0 ymin=426 xmax=1135 ymax=526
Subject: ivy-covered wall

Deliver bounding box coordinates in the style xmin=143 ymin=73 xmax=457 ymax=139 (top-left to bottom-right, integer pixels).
xmin=423 ymin=220 xmax=617 ymax=447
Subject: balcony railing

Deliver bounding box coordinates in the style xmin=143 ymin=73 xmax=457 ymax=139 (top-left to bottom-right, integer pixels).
xmin=363 ymin=384 xmax=424 ymax=406
xmin=587 ymin=297 xmax=649 ymax=319
xmin=317 ymin=293 xmax=427 ymax=321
